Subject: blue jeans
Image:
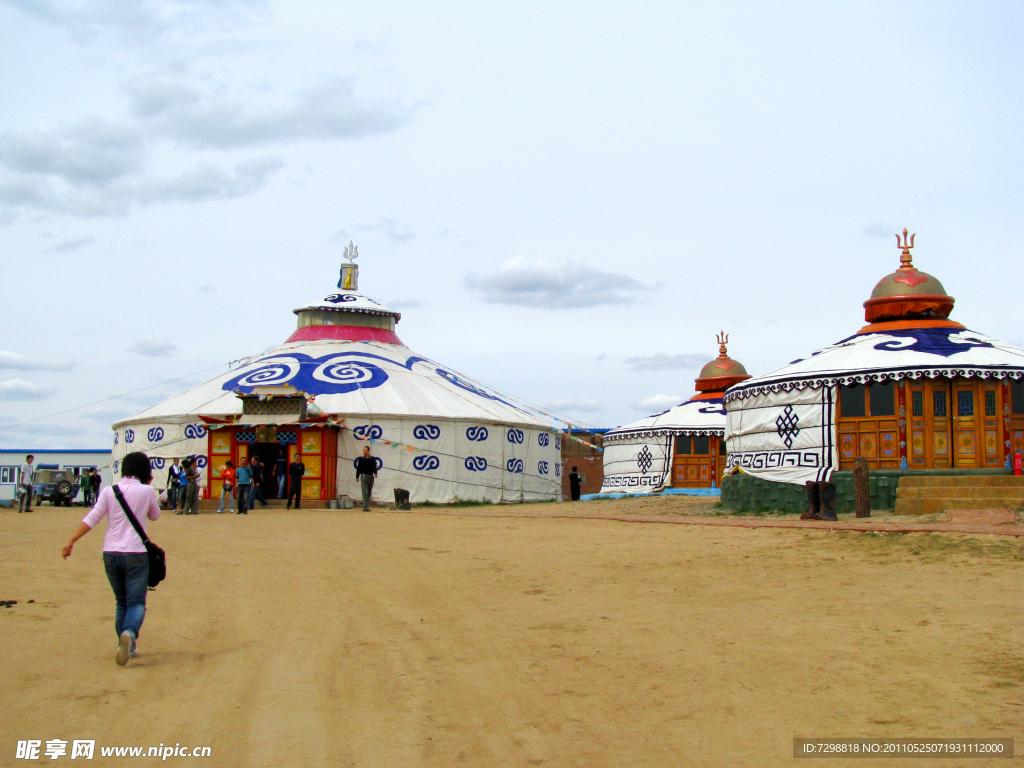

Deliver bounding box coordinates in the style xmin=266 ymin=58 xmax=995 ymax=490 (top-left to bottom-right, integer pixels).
xmin=248 ymin=483 xmax=267 ymax=509
xmin=277 ymin=475 xmax=286 ymax=498
xmin=217 ymin=484 xmax=233 ymax=512
xmin=103 ymin=552 xmax=149 ymax=640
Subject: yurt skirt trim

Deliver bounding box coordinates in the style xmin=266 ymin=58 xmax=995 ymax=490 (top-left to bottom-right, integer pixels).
xmin=604 ymin=427 xmax=724 ymax=442
xmin=724 ymin=365 xmax=1024 ymax=404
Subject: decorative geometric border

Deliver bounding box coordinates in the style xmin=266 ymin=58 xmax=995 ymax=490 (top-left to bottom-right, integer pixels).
xmin=725 ymin=451 xmax=821 ymax=470
xmin=605 ymin=427 xmax=723 ymax=443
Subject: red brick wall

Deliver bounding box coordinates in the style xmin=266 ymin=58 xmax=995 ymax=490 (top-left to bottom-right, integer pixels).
xmin=561 ymin=455 xmax=605 ymax=498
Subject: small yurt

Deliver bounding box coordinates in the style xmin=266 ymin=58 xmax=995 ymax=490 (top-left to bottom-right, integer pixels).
xmin=111 ymin=247 xmax=562 ymax=505
xmin=724 ymin=231 xmax=1024 ymax=490
xmin=599 ymin=334 xmax=751 ymax=493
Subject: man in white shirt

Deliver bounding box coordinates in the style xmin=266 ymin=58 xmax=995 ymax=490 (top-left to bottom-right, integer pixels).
xmin=19 ymin=454 xmax=36 ymax=513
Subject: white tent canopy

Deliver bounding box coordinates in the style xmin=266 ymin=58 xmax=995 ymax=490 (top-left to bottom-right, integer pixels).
xmin=724 ymin=326 xmax=1024 ymax=485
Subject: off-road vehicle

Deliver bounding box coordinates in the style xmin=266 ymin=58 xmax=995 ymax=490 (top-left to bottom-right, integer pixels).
xmin=32 ymin=468 xmax=81 ymax=506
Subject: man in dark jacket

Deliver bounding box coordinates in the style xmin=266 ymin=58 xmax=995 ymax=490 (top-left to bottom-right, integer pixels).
xmin=287 ymin=452 xmax=305 ymax=510
xmin=568 ymin=466 xmax=583 ymax=501
xmin=355 ymin=445 xmax=378 ymax=511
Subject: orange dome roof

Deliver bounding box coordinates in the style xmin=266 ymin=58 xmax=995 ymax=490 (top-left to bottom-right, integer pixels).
xmin=694 ymin=333 xmax=751 ymax=393
xmin=862 ymin=230 xmax=956 ymax=325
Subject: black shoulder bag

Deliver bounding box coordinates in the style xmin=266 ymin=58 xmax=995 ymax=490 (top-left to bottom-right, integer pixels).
xmin=112 ymin=485 xmax=167 ymax=589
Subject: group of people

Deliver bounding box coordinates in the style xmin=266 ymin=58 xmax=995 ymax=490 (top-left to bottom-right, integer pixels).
xmin=186 ymin=448 xmax=310 ymax=514
xmin=164 ymin=457 xmax=202 ymax=515
xmin=15 ymin=455 xmax=103 ymax=512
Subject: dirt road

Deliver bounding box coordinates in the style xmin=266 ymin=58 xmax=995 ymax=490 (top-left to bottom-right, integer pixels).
xmin=2 ymin=504 xmax=1021 ymax=767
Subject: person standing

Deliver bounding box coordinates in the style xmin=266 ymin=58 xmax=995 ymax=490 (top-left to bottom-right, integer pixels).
xmin=166 ymin=459 xmax=183 ymax=512
xmin=91 ymin=468 xmax=103 ymax=501
xmin=18 ymin=455 xmax=36 ymax=512
xmin=235 ymin=457 xmax=253 ymax=515
xmin=181 ymin=458 xmax=200 ymax=515
xmin=79 ymin=468 xmax=92 ymax=507
xmin=287 ymin=452 xmax=305 ymax=510
xmin=175 ymin=462 xmax=189 ymax=514
xmin=355 ymin=446 xmax=378 ymax=511
xmin=274 ymin=449 xmax=287 ymax=498
xmin=62 ymin=451 xmax=161 ymax=667
xmin=216 ymin=460 xmax=235 ymax=513
xmin=248 ymin=456 xmax=268 ymax=510
xmin=568 ymin=466 xmax=583 ymax=502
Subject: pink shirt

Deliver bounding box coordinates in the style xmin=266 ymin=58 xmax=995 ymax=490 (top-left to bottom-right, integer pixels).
xmin=82 ymin=477 xmax=161 ymax=553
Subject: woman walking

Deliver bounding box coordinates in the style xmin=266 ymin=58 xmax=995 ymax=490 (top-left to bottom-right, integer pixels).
xmin=62 ymin=452 xmax=161 ymax=666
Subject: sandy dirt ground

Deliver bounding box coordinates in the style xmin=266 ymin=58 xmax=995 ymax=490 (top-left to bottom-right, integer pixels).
xmin=1 ymin=501 xmax=1022 ymax=768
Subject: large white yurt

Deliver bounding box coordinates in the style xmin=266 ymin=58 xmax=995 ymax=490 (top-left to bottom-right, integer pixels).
xmin=724 ymin=231 xmax=1024 ymax=488
xmin=111 ymin=248 xmax=563 ymax=505
xmin=599 ymin=334 xmax=751 ymax=493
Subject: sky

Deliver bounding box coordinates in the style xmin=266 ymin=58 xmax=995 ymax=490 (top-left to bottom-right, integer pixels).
xmin=1 ymin=0 xmax=1022 ymax=448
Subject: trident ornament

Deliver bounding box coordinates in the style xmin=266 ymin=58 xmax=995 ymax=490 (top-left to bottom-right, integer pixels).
xmin=343 ymin=240 xmax=359 ymax=263
xmin=895 ymin=228 xmax=915 ymax=268
xmin=716 ymin=331 xmax=729 ymax=357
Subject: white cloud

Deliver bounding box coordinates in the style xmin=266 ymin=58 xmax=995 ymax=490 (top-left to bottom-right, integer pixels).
xmin=862 ymin=222 xmax=898 ymax=239
xmin=0 ymin=75 xmax=407 ymax=221
xmin=3 ymin=0 xmax=267 ymax=45
xmin=0 ymin=350 xmax=76 ymax=371
xmin=128 ymin=340 xmax=178 ymax=357
xmin=359 ymin=218 xmax=415 ymax=244
xmin=543 ymin=400 xmax=603 ymax=414
xmin=465 ymin=258 xmax=654 ymax=309
xmin=631 ymin=394 xmax=683 ymax=412
xmin=0 ymin=378 xmax=56 ymax=400
xmin=624 ymin=353 xmax=708 ymax=372
xmin=388 ymin=299 xmax=422 ymax=310
xmin=43 ymin=236 xmax=95 ymax=253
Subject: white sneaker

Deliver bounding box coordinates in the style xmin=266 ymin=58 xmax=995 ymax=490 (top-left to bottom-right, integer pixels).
xmin=116 ymin=631 xmax=134 ymax=666
xmin=129 ymin=642 xmax=138 ymax=658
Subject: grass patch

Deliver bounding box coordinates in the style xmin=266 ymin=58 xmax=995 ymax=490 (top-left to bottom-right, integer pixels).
xmin=831 ymin=530 xmax=1024 ymax=562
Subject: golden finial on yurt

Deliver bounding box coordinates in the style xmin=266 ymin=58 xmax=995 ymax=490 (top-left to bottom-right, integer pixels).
xmin=895 ymin=228 xmax=915 ymax=269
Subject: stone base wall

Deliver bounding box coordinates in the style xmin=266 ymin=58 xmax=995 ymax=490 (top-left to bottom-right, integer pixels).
xmin=721 ymin=468 xmax=1013 ymax=514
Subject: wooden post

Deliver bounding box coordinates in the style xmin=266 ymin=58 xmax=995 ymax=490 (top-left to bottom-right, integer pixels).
xmin=854 ymin=457 xmax=870 ymax=518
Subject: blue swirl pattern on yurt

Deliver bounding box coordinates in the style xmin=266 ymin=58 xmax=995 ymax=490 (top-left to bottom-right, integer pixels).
xmin=412 ymin=455 xmax=440 ymax=471
xmin=413 ymin=424 xmax=441 ymax=440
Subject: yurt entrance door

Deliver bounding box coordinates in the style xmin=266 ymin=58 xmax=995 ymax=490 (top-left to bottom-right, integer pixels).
xmin=907 ymin=378 xmax=1003 ymax=469
xmin=672 ymin=434 xmax=717 ymax=488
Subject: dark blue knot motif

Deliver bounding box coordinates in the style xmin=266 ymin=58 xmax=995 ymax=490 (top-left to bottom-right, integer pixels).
xmin=184 ymin=424 xmax=206 ymax=440
xmin=538 ymin=433 xmax=550 ymax=447
xmin=125 ymin=429 xmax=135 ymax=444
xmin=466 ymin=426 xmax=489 ymax=442
xmin=149 ymin=457 xmax=165 ymax=469
xmin=323 ymin=293 xmax=358 ymax=303
xmin=147 ymin=427 xmax=164 ymax=442
xmin=353 ymin=425 xmax=383 ymax=440
xmin=223 ymin=353 xmax=389 ymax=396
xmin=413 ymin=425 xmax=441 ymax=440
xmin=554 ymin=463 xmax=561 ymax=477
xmin=506 ymin=458 xmax=524 ymax=474
xmin=637 ymin=445 xmax=653 ymax=473
xmin=464 ymin=456 xmax=488 ymax=471
xmin=507 ymin=428 xmax=525 ymax=445
xmin=776 ymin=405 xmax=800 ymax=449
xmin=413 ymin=455 xmax=440 ymax=471
xmin=538 ymin=461 xmax=549 ymax=475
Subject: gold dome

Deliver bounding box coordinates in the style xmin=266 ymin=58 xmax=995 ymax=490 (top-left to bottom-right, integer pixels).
xmin=863 ymin=230 xmax=954 ymax=323
xmin=695 ymin=333 xmax=751 ymax=393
